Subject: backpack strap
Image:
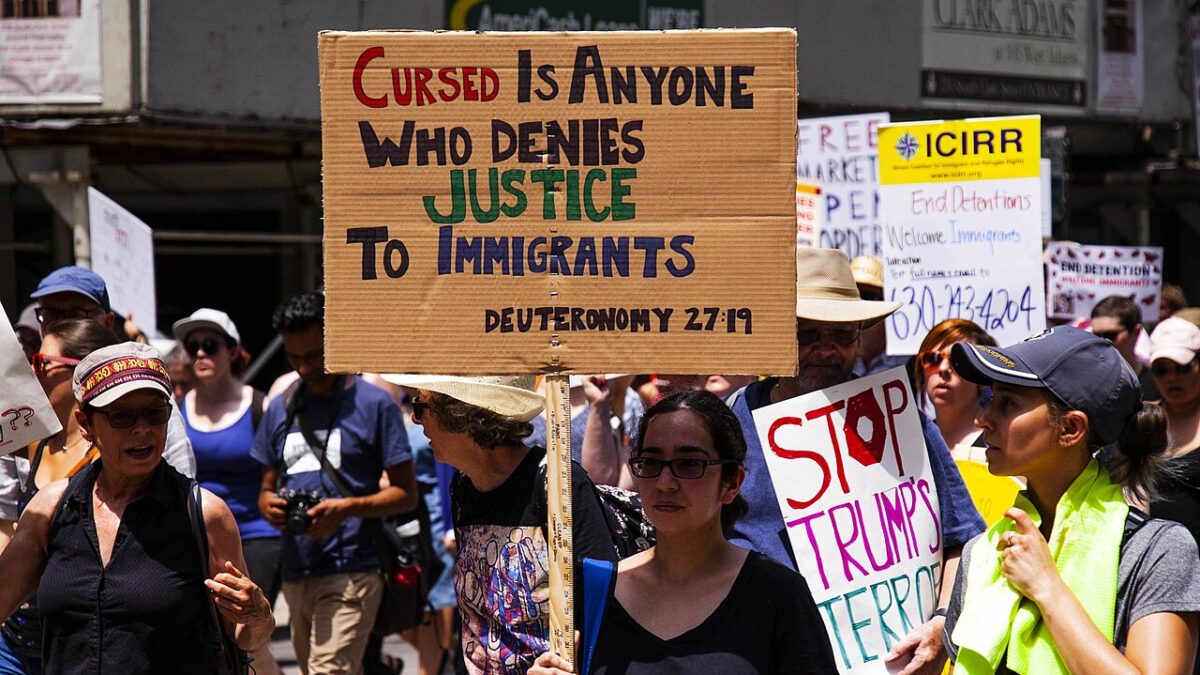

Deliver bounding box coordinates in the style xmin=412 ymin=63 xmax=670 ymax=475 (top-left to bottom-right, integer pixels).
xmin=1123 ymin=507 xmax=1149 ymax=547
xmin=186 ymin=481 xmax=240 ymax=671
xmin=250 ymin=389 xmax=266 ymax=432
xmin=580 ymin=558 xmax=616 ymax=675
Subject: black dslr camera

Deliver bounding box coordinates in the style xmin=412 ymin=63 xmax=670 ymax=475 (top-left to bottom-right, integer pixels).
xmin=278 ymin=488 xmax=324 ymax=534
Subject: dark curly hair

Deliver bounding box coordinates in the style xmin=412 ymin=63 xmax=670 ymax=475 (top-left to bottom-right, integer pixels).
xmin=634 ymin=389 xmax=749 ymax=533
xmin=272 ymin=291 xmax=324 ymax=334
xmin=425 ymin=391 xmax=534 ymax=450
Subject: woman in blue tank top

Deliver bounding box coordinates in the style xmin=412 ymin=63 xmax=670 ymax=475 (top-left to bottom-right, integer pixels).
xmin=174 ymin=308 xmax=281 ymax=675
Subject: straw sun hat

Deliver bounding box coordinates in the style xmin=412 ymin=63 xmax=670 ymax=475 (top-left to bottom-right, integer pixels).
xmin=795 ymin=248 xmax=901 ymax=325
xmin=380 ymin=374 xmax=545 ymax=422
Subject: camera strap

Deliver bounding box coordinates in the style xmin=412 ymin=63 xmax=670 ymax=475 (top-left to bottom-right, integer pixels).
xmin=283 ymin=378 xmax=354 ymax=498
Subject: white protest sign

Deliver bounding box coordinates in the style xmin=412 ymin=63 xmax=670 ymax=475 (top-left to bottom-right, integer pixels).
xmin=1045 ymin=243 xmax=1162 ymax=323
xmin=796 ymin=179 xmax=822 ymax=248
xmin=1 ymin=301 xmax=62 ymax=455
xmin=798 ymin=113 xmax=889 ymax=258
xmin=879 ymin=116 xmax=1046 ymax=354
xmin=88 ymin=188 xmax=158 ymax=336
xmin=754 ymin=367 xmax=942 ymax=674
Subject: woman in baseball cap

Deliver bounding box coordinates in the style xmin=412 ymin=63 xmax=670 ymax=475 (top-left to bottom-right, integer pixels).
xmin=0 ymin=342 xmax=274 ymax=674
xmin=942 ymin=326 xmax=1200 ymax=674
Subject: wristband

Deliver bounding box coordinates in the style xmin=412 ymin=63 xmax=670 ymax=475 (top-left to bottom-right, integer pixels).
xmin=931 ymin=608 xmax=948 ymax=619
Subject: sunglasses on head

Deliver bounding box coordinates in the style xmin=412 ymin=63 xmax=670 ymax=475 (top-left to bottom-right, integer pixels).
xmin=796 ymin=325 xmax=860 ymax=347
xmin=32 ymin=352 xmax=80 ymax=377
xmin=184 ymin=337 xmax=230 ymax=358
xmin=1152 ymin=360 xmax=1199 ymax=377
xmin=92 ymin=404 xmax=172 ymax=429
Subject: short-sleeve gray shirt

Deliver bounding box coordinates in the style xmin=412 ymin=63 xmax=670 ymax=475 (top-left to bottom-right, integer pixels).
xmin=945 ymin=516 xmax=1200 ymax=671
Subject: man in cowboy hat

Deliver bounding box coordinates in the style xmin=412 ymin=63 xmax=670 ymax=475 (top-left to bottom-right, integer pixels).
xmin=727 ymin=248 xmax=985 ymax=675
xmin=849 ymin=255 xmax=909 ymax=377
xmin=382 ymin=373 xmax=619 ymax=675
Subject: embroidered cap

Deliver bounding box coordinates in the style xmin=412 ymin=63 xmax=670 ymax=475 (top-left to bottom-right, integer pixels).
xmin=73 ymin=342 xmax=173 ymax=408
xmin=951 ymin=326 xmax=1141 ymax=445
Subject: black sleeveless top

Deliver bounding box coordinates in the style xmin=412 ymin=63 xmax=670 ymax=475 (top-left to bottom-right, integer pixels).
xmin=37 ymin=459 xmax=217 ymax=674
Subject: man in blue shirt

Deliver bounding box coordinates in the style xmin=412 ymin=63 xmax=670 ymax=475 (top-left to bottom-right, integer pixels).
xmin=252 ymin=292 xmax=418 ymax=675
xmin=729 ymin=248 xmax=986 ymax=675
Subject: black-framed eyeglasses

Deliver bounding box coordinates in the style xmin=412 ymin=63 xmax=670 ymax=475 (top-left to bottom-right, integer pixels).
xmin=36 ymin=306 xmax=102 ymax=325
xmin=628 ymin=457 xmax=738 ymax=479
xmin=796 ymin=325 xmax=860 ymax=347
xmin=185 ymin=337 xmax=230 ymax=358
xmin=411 ymin=395 xmax=430 ymax=422
xmin=1152 ymin=360 xmax=1199 ymax=378
xmin=93 ymin=405 xmax=172 ymax=429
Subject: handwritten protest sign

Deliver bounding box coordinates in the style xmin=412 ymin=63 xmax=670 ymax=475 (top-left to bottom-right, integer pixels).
xmin=879 ymin=115 xmax=1046 ymax=354
xmin=796 ymin=179 xmax=822 ymax=248
xmin=797 ymin=113 xmax=889 ymax=258
xmin=1 ymin=301 xmax=62 ymax=455
xmin=319 ymin=30 xmax=798 ymax=375
xmin=1045 ymin=243 xmax=1162 ymax=324
xmin=88 ymin=188 xmax=158 ymax=336
xmin=754 ymin=367 xmax=942 ymax=674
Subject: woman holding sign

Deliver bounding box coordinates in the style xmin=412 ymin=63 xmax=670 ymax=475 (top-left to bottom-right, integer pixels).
xmin=530 ymin=390 xmax=837 ymax=674
xmin=943 ymin=326 xmax=1200 ymax=674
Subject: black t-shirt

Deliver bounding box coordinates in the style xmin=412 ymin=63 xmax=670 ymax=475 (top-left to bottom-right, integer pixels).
xmin=451 ymin=446 xmax=617 ymax=675
xmin=591 ymin=552 xmax=837 ymax=675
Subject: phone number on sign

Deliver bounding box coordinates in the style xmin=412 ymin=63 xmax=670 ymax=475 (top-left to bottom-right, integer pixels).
xmin=888 ymin=284 xmax=1038 ymax=340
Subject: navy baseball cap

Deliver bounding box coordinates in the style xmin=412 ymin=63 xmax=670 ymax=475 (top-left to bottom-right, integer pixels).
xmin=950 ymin=326 xmax=1141 ymax=445
xmin=31 ymin=266 xmax=110 ymax=311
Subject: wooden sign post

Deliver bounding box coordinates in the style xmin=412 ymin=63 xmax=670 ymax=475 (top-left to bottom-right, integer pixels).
xmin=318 ymin=29 xmax=800 ymax=664
xmin=544 ymin=375 xmax=575 ymax=662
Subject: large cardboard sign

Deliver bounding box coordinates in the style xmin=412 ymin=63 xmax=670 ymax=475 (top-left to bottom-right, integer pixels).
xmin=921 ymin=0 xmax=1090 ymax=109
xmin=88 ymin=188 xmax=159 ymax=336
xmin=0 ymin=0 xmax=101 ymax=104
xmin=1 ymin=302 xmax=62 ymax=456
xmin=754 ymin=368 xmax=942 ymax=674
xmin=1045 ymin=243 xmax=1162 ymax=323
xmin=878 ymin=115 xmax=1046 ymax=354
xmin=797 ymin=113 xmax=889 ymax=258
xmin=319 ymin=30 xmax=799 ymax=375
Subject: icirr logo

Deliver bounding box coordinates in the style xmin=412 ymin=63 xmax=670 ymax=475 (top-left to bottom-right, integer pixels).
xmin=896 ymin=133 xmax=920 ymax=161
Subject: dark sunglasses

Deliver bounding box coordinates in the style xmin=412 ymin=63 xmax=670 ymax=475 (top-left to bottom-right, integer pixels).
xmin=32 ymin=352 xmax=80 ymax=377
xmin=796 ymin=325 xmax=860 ymax=347
xmin=411 ymin=396 xmax=430 ymax=421
xmin=1152 ymin=360 xmax=1199 ymax=377
xmin=93 ymin=405 xmax=172 ymax=429
xmin=918 ymin=349 xmax=952 ymax=375
xmin=185 ymin=337 xmax=229 ymax=358
xmin=36 ymin=306 xmax=101 ymax=324
xmin=628 ymin=456 xmax=738 ymax=479
xmin=1093 ymin=329 xmax=1126 ymax=343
